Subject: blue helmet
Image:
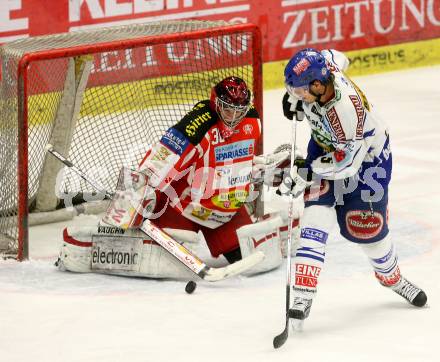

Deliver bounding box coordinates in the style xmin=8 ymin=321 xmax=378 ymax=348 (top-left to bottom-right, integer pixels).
xmin=284 ymin=48 xmax=330 ymax=88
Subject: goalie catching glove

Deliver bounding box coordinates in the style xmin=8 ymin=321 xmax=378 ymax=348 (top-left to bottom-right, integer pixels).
xmin=253 ymin=143 xmax=307 ymax=187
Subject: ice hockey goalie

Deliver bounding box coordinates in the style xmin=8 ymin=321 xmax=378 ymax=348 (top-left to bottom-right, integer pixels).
xmin=57 ymin=76 xmax=300 ymax=280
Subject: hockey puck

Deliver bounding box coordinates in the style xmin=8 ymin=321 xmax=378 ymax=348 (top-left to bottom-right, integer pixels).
xmin=185 ymin=281 xmax=197 ymax=294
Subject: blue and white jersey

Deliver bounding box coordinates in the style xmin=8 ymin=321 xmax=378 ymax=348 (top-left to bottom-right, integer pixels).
xmin=301 ymin=49 xmax=392 ymax=189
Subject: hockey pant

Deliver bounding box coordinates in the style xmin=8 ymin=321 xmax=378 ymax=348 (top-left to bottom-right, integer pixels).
xmin=293 ymin=205 xmax=401 ymax=299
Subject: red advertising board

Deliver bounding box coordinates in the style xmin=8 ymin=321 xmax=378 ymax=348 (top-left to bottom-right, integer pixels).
xmin=2 ymin=0 xmax=440 ymax=63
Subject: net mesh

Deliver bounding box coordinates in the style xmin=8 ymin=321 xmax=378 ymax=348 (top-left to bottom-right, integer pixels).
xmin=0 ymin=20 xmax=259 ymax=258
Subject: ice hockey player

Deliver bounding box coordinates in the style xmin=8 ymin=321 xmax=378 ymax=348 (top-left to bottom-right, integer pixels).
xmin=58 ymin=76 xmax=296 ymax=280
xmin=277 ymin=48 xmax=427 ymax=326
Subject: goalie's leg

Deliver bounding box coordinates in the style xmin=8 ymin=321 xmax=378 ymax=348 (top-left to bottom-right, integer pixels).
xmin=58 ymin=225 xmax=199 ymax=280
xmin=235 ymin=213 xmax=285 ymax=276
xmin=201 ymin=207 xmax=294 ymax=276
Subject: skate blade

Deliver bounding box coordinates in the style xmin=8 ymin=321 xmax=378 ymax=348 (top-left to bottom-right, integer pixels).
xmin=290 ymin=319 xmax=304 ymax=332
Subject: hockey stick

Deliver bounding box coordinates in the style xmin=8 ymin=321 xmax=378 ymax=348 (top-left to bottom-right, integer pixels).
xmin=46 ymin=144 xmax=264 ymax=282
xmin=273 ymin=117 xmax=299 ymax=349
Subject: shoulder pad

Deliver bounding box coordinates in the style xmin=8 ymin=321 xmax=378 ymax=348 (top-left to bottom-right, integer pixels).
xmin=245 ymin=106 xmax=259 ymax=119
xmin=173 ymin=100 xmax=218 ymax=145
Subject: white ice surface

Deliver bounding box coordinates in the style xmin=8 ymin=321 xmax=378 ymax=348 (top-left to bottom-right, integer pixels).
xmin=1 ymin=66 xmax=440 ymax=362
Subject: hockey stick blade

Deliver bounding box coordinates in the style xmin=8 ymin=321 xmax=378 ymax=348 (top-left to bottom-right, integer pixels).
xmin=47 ymin=144 xmax=265 ymax=282
xmin=203 ymin=251 xmax=265 ymax=282
xmin=273 ymin=319 xmax=289 ymax=349
xmin=141 ymin=219 xmax=264 ymax=282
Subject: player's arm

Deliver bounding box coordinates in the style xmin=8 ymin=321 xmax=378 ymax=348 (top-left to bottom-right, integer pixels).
xmin=103 ymin=128 xmax=199 ymax=229
xmin=310 ymin=103 xmax=374 ymax=180
xmin=310 ymin=138 xmax=372 ymax=180
xmin=139 ymin=101 xmax=217 ymax=188
xmin=103 ymin=102 xmax=213 ymax=229
xmin=139 ymin=127 xmax=198 ymax=190
xmin=321 ymin=49 xmax=350 ymax=71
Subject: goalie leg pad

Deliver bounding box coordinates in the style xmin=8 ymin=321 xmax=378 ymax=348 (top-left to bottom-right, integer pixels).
xmin=58 ymin=225 xmax=197 ymax=280
xmin=58 ymin=227 xmax=94 ymax=273
xmin=270 ymin=208 xmax=301 ymax=257
xmin=59 ymin=225 xmax=147 ymax=274
xmin=236 ymin=215 xmax=284 ymax=276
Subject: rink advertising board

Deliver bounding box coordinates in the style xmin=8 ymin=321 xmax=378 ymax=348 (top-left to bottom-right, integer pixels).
xmin=2 ymin=0 xmax=440 ymax=88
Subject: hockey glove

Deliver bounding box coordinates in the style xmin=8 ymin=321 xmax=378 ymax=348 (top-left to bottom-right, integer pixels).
xmin=276 ymin=164 xmax=312 ymax=198
xmin=252 ymin=144 xmax=305 ymax=187
xmin=252 ymin=151 xmax=290 ymax=186
xmin=282 ymin=92 xmax=304 ymax=121
xmin=268 ymin=144 xmax=309 ymax=187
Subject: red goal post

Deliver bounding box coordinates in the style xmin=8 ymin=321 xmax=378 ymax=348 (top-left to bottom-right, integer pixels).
xmin=0 ymin=20 xmax=262 ymax=261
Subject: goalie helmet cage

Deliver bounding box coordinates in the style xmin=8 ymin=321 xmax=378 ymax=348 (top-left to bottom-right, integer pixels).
xmin=0 ymin=20 xmax=263 ymax=261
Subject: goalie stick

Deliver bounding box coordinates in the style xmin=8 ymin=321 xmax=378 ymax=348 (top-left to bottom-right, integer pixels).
xmin=273 ymin=116 xmax=299 ymax=349
xmin=46 ymin=144 xmax=264 ymax=282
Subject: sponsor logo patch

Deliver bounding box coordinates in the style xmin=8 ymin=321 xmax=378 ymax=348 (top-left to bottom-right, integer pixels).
xmin=191 ymin=206 xmax=212 ymax=221
xmin=207 ymin=212 xmax=234 ymax=224
xmin=226 ymin=173 xmax=251 ymax=187
xmin=304 ymin=180 xmax=330 ymax=202
xmin=214 ymin=140 xmax=254 ymax=162
xmin=185 ymin=111 xmax=212 ymax=137
xmin=349 ymin=95 xmax=366 ymax=140
xmin=211 ymin=190 xmax=248 ymax=210
xmin=292 ymin=58 xmax=311 ymax=75
xmin=97 ymin=226 xmax=125 ymax=234
xmin=295 ymin=263 xmax=321 ymax=289
xmin=92 ymin=246 xmax=139 ymax=266
xmin=375 ymin=267 xmax=401 ymax=287
xmin=91 ymin=236 xmax=142 ymax=272
xmin=213 ymin=164 xmax=253 ymax=189
xmin=161 ymin=128 xmax=189 ymax=155
xmin=300 ymin=228 xmax=328 ymax=244
xmin=151 ymin=145 xmax=171 ymax=161
xmin=346 ymin=210 xmax=384 ymax=239
xmin=326 ymin=107 xmax=346 ymax=143
xmin=215 ymin=166 xmax=231 ymax=177
xmin=334 ymin=149 xmax=346 ymax=163
xmin=243 ymin=124 xmax=253 ymax=135
xmin=372 ymin=247 xmax=394 ymax=264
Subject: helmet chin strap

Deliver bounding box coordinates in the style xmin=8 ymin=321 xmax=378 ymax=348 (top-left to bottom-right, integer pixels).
xmin=308 ymin=83 xmax=327 ymax=103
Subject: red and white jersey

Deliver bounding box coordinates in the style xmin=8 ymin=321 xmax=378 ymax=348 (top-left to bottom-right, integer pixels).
xmin=139 ymin=100 xmax=261 ymax=229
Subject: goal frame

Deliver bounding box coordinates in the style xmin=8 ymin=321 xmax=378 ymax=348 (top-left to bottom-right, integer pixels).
xmin=14 ymin=23 xmax=263 ymax=261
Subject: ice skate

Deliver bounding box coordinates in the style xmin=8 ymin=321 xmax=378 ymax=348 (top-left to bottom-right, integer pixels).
xmin=388 ymin=276 xmax=427 ymax=307
xmin=289 ymin=296 xmax=313 ymax=331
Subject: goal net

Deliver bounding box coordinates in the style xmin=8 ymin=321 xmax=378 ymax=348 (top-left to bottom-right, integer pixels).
xmin=0 ymin=20 xmax=262 ymax=260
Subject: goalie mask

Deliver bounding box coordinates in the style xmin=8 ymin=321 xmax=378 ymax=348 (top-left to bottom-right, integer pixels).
xmin=211 ymin=76 xmax=251 ymax=130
